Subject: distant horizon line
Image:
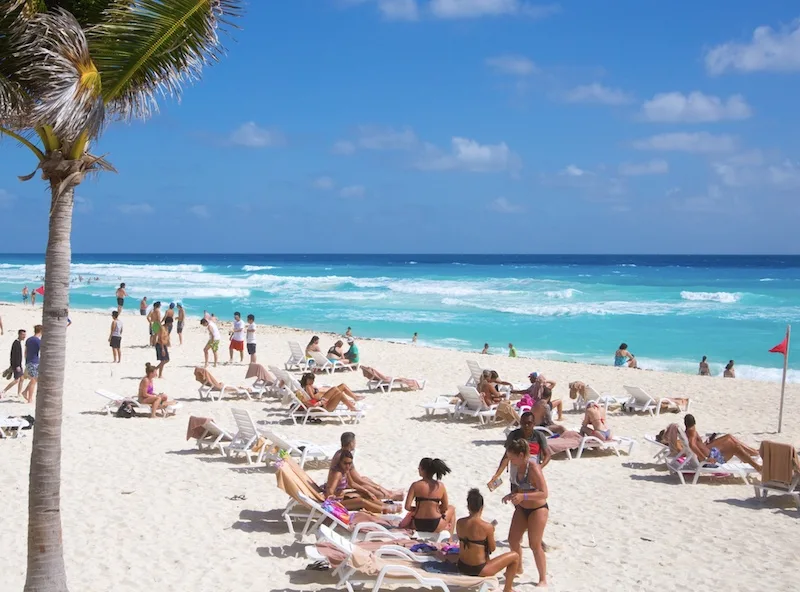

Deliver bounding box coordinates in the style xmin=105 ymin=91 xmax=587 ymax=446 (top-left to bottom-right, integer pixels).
xmin=2 ymin=253 xmax=800 ymax=257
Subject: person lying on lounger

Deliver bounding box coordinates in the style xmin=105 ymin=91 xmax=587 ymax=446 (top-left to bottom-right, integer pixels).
xmin=403 ymin=457 xmax=456 ymax=533
xmin=478 ymin=371 xmax=506 ymax=405
xmin=325 ymin=451 xmax=400 ymax=514
xmin=684 ymin=414 xmax=761 ymax=470
xmin=138 ymin=363 xmax=176 ymax=418
xmin=361 ymin=366 xmax=423 ymax=390
xmin=580 ymin=401 xmax=613 ymax=441
xmin=331 ymin=432 xmax=404 ymax=501
xmin=298 ymin=373 xmax=363 ymax=412
xmin=456 ymin=488 xmax=520 ymax=591
xmin=532 ymin=390 xmax=565 ymax=435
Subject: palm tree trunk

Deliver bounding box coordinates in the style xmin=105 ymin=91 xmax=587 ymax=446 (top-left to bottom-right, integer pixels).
xmin=24 ymin=182 xmax=73 ymax=592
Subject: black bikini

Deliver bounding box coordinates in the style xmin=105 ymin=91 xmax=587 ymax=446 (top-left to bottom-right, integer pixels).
xmin=412 ymin=496 xmax=442 ymax=532
xmin=512 ymin=460 xmax=549 ymax=518
xmin=457 ymin=536 xmax=489 ymax=576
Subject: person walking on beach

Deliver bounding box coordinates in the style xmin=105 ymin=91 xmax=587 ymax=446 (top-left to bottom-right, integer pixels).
xmin=3 ymin=329 xmax=26 ymax=399
xmin=22 ymin=325 xmax=42 ymax=404
xmin=176 ymin=303 xmax=185 ymax=345
xmin=30 ymin=288 xmax=36 ymax=306
xmin=139 ymin=296 xmax=148 ymax=317
xmin=21 ymin=286 xmax=28 ymax=305
xmin=229 ymin=311 xmax=245 ymax=363
xmin=148 ymin=301 xmax=162 ymax=346
xmin=201 ymin=318 xmax=221 ymax=368
xmin=155 ymin=323 xmax=170 ymax=377
xmin=246 ymin=314 xmax=257 ymax=363
xmin=508 ymin=343 xmax=517 ymax=358
xmin=412 ymin=332 xmax=418 ymax=344
xmin=116 ymin=282 xmax=127 ymax=313
xmin=163 ymin=302 xmax=175 ymax=334
xmin=109 ymin=311 xmax=123 ymax=363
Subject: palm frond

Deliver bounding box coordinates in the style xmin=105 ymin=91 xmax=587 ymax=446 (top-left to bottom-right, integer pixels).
xmin=89 ymin=0 xmax=242 ymax=122
xmin=0 ymin=0 xmax=30 ymax=125
xmin=12 ymin=8 xmax=105 ymax=142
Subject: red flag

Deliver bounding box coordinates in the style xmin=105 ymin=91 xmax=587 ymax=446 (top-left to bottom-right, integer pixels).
xmin=769 ymin=337 xmax=788 ymax=355
xmin=34 ymin=285 xmax=45 ymax=295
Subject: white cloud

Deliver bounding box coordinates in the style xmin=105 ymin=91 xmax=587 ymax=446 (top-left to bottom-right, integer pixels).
xmin=712 ymin=154 xmax=800 ymax=189
xmin=485 ymin=55 xmax=538 ymax=76
xmin=332 ymin=140 xmax=356 ymax=155
xmin=640 ymin=91 xmax=751 ymax=123
xmin=429 ymin=0 xmax=560 ymax=19
xmin=189 ymin=205 xmax=210 ymax=218
xmin=671 ymin=185 xmax=727 ymax=213
xmin=417 ymin=137 xmax=521 ymax=172
xmin=768 ymin=160 xmax=800 ymax=188
xmin=229 ymin=122 xmax=284 ymax=148
xmin=488 ymin=197 xmax=524 ymax=213
xmin=706 ymin=19 xmax=800 ymax=74
xmin=378 ymin=0 xmax=419 ymax=20
xmin=313 ymin=176 xmax=336 ymax=190
xmin=633 ymin=132 xmax=737 ymax=153
xmin=618 ymin=159 xmax=669 ymax=176
xmin=73 ymin=195 xmax=92 ymax=213
xmin=0 ymin=189 xmax=16 ymax=208
xmin=559 ymin=164 xmax=590 ymax=177
xmin=118 ymin=203 xmax=154 ymax=215
xmin=340 ymin=185 xmax=366 ymax=198
xmin=563 ymin=83 xmax=634 ymax=105
xmin=356 ymin=125 xmax=418 ymax=150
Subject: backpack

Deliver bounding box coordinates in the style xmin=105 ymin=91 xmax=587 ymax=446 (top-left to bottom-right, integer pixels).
xmin=116 ymin=401 xmax=135 ymax=418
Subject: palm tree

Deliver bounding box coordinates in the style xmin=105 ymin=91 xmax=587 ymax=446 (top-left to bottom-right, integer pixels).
xmin=0 ymin=1 xmax=242 ymax=589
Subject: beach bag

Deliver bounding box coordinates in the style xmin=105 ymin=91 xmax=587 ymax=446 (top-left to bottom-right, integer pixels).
xmin=116 ymin=401 xmax=135 ymax=418
xmin=21 ymin=415 xmax=34 ymax=429
xmin=322 ymin=498 xmax=350 ymax=525
xmin=516 ymin=394 xmax=534 ymax=409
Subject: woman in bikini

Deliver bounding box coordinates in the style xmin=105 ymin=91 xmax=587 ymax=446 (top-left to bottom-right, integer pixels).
xmin=456 ymin=489 xmax=520 ymax=591
xmin=404 ymin=457 xmax=456 ymax=533
xmin=580 ymin=400 xmax=612 ymax=441
xmin=724 ymin=360 xmax=735 ymax=378
xmin=299 ymin=373 xmax=363 ymax=412
xmin=138 ymin=363 xmax=176 ymax=418
xmin=324 ymin=450 xmax=399 ymax=514
xmin=504 ymin=438 xmax=549 ymax=587
xmin=305 ymin=335 xmax=322 ymax=359
xmin=478 ymin=371 xmax=505 ymax=405
xmin=699 ymin=355 xmax=711 ymax=376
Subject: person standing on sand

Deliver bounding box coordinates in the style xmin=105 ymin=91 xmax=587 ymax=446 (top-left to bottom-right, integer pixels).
xmin=109 ymin=311 xmax=123 ymax=363
xmin=176 ymin=303 xmax=185 ymax=345
xmin=163 ymin=302 xmax=175 ymax=334
xmin=22 ymin=286 xmax=28 ymax=305
xmin=481 ymin=343 xmax=489 ymax=355
xmin=345 ymin=326 xmax=352 ymax=339
xmin=148 ymin=301 xmax=162 ymax=346
xmin=30 ymin=289 xmax=36 ymax=306
xmin=155 ymin=323 xmax=170 ymax=377
xmin=246 ymin=314 xmax=257 ymax=363
xmin=724 ymin=360 xmax=735 ymax=378
xmin=139 ymin=296 xmax=148 ymax=317
xmin=22 ymin=325 xmax=42 ymax=404
xmin=229 ymin=311 xmax=245 ymax=363
xmin=699 ymin=356 xmax=710 ymax=376
xmin=201 ymin=318 xmax=221 ymax=368
xmin=116 ymin=282 xmax=127 ymax=313
xmin=508 ymin=343 xmax=517 ymax=358
xmin=412 ymin=332 xmax=418 ymax=344
xmin=3 ymin=329 xmax=27 ymax=398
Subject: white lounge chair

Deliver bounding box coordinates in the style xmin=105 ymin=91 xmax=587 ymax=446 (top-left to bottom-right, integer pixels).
xmin=195 ymin=419 xmax=234 ymax=455
xmin=287 ymin=391 xmax=365 ymax=425
xmin=95 ymin=389 xmax=181 ymax=418
xmin=455 ymin=386 xmax=497 ymax=424
xmin=310 ymin=351 xmax=358 ymax=374
xmin=291 ymin=491 xmax=402 ymax=541
xmin=575 ymin=432 xmax=635 ymax=459
xmin=644 ymin=434 xmax=674 ymax=463
xmin=575 ymin=385 xmax=627 ymax=412
xmin=465 ymin=359 xmax=485 ymax=387
xmin=194 ymin=368 xmax=251 ymax=402
xmin=753 ymin=442 xmax=800 ymax=508
xmin=362 ymin=366 xmax=426 ymax=393
xmin=228 ymin=408 xmax=266 ymax=465
xmin=667 ymin=430 xmax=755 ymax=485
xmin=286 ymin=341 xmax=310 ymax=372
xmin=419 ymin=395 xmax=457 ymax=418
xmin=261 ymin=428 xmax=338 ymax=468
xmin=0 ymin=416 xmax=30 ymax=438
xmin=623 ymin=385 xmax=689 ymax=416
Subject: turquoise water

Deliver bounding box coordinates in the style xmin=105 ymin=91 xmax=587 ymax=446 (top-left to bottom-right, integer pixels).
xmin=1 ymin=254 xmax=798 ymax=382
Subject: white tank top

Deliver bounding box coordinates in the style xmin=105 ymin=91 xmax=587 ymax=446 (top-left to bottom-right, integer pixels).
xmin=112 ymin=320 xmax=123 ymax=337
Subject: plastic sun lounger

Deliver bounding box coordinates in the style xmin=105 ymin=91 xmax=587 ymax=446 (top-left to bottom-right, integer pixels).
xmin=195 ymin=420 xmax=234 ymax=456
xmin=95 ymin=389 xmax=181 ymax=418
xmin=195 ymin=370 xmax=251 ymax=402
xmin=363 ymin=367 xmax=426 ymax=393
xmin=667 ymin=429 xmax=756 ymax=485
xmin=575 ymin=385 xmax=628 ymax=412
xmin=465 ymin=360 xmax=485 ymax=387
xmin=0 ymin=416 xmax=30 ymax=439
xmin=623 ymin=385 xmax=689 ymax=416
xmin=455 ymin=386 xmax=497 ymax=424
xmin=260 ymin=428 xmax=337 ymax=468
xmin=753 ymin=443 xmax=800 ymax=508
xmin=286 ymin=341 xmax=310 ymax=372
xmin=228 ymin=408 xmax=266 ymax=465
xmin=644 ymin=434 xmax=675 ymax=463
xmin=419 ymin=395 xmax=457 ymax=418
xmin=292 ymin=492 xmax=403 ymax=541
xmin=575 ymin=433 xmax=636 ymax=459
xmin=310 ymin=351 xmax=359 ymax=374
xmin=287 ymin=392 xmax=366 ymax=425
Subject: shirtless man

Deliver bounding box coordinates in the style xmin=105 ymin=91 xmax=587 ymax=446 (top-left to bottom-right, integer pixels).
xmin=581 ymin=401 xmax=612 ymax=441
xmin=139 ymin=296 xmax=148 ymax=317
xmin=684 ymin=414 xmax=761 ymax=470
xmin=22 ymin=286 xmax=29 ymax=305
xmin=532 ymin=390 xmax=565 ymax=435
xmin=147 ymin=301 xmax=162 ymax=346
xmin=155 ymin=322 xmax=170 ymax=378
xmin=116 ymin=283 xmax=127 ymax=313
xmin=331 ymin=432 xmax=403 ymax=501
xmin=176 ymin=303 xmax=186 ymax=345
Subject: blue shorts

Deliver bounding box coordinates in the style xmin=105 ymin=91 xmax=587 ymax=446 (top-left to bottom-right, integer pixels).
xmin=708 ymin=447 xmax=726 ymax=465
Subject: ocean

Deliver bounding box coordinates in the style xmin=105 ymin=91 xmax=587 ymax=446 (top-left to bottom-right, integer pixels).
xmin=1 ymin=254 xmax=798 ymax=383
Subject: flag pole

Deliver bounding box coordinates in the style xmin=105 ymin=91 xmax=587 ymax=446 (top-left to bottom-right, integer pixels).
xmin=778 ymin=324 xmax=790 ymax=433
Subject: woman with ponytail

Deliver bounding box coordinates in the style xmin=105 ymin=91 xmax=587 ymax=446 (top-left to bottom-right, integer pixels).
xmin=503 ymin=438 xmax=549 ymax=587
xmin=404 ymin=457 xmax=455 ymax=533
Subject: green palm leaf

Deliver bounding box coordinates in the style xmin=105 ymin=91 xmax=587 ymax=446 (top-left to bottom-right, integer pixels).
xmin=90 ymin=0 xmax=242 ymax=121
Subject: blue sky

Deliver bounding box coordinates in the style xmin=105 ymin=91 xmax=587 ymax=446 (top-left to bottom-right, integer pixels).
xmin=1 ymin=0 xmax=800 ymax=254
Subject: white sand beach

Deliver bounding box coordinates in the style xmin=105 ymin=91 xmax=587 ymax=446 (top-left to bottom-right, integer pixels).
xmin=1 ymin=302 xmax=798 ymax=591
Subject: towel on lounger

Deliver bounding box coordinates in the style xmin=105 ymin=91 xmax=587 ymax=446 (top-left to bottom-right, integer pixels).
xmin=760 ymin=441 xmax=798 ymax=485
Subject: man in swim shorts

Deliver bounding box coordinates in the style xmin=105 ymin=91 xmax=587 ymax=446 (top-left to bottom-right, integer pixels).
xmin=201 ymin=318 xmax=221 ymax=368
xmin=229 ymin=311 xmax=245 ymax=363
xmin=115 ymin=283 xmax=127 ymax=313
xmin=245 ymin=314 xmax=257 ymax=363
xmin=176 ymin=303 xmax=185 ymax=345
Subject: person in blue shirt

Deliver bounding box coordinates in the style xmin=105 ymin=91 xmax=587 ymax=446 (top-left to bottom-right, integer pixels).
xmin=344 ymin=338 xmax=359 ymax=364
xmin=23 ymin=324 xmax=42 ymax=404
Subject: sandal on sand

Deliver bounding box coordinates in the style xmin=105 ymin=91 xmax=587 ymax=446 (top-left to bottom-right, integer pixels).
xmin=227 ymin=494 xmax=247 ymax=501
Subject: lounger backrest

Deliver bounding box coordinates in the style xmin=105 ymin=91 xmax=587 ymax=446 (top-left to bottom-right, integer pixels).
xmin=262 ymin=429 xmax=294 ymax=453
xmin=675 ymin=429 xmax=700 ymax=468
xmin=361 ymin=366 xmax=378 ymax=380
xmin=623 ymin=385 xmax=654 ymax=406
xmin=297 ymin=492 xmax=348 ymax=529
xmin=458 ymin=385 xmax=486 ymax=410
xmin=311 ymin=351 xmax=332 ymax=366
xmin=231 ymin=408 xmax=259 ymax=442
xmin=318 ymin=524 xmax=355 ymax=554
xmin=289 ymin=341 xmax=305 ymax=360
xmin=466 ymin=360 xmax=483 ymax=381
xmin=584 ymin=385 xmax=603 ymax=403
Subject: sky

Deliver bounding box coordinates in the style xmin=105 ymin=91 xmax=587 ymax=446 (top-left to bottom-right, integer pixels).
xmin=1 ymin=0 xmax=800 ymax=254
